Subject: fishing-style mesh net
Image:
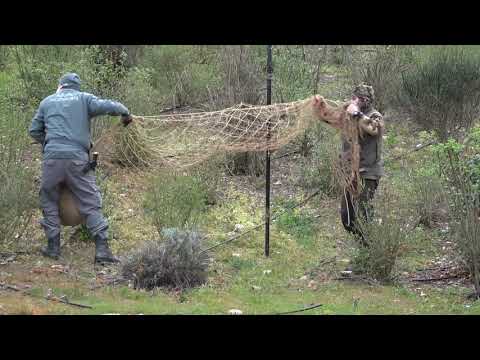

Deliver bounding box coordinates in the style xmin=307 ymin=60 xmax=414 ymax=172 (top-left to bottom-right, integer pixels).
xmin=91 ymin=95 xmax=363 ymax=195
xmin=59 ymin=95 xmax=371 ymax=226
xmin=93 ymin=98 xmax=314 ymax=168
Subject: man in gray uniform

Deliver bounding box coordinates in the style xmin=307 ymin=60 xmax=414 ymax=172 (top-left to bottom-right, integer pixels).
xmin=340 ymin=84 xmax=384 ymax=246
xmin=29 ymin=73 xmax=132 ymax=264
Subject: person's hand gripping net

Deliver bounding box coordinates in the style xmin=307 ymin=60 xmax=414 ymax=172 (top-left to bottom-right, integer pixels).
xmin=346 ymin=101 xmax=380 ymax=136
xmin=121 ymin=113 xmax=133 ymax=127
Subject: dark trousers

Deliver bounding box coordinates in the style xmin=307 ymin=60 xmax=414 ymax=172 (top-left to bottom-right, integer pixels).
xmin=39 ymin=159 xmax=108 ymax=240
xmin=340 ymin=178 xmax=379 ymax=245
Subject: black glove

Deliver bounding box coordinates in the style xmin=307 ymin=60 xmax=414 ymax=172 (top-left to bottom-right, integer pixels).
xmin=121 ymin=114 xmax=133 ymax=127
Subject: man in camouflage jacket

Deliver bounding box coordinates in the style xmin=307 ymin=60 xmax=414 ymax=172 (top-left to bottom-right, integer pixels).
xmin=340 ymin=84 xmax=385 ymax=246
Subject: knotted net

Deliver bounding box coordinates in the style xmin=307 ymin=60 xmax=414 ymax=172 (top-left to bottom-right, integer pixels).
xmin=91 ymin=95 xmax=364 ymax=197
xmin=93 ymin=98 xmax=317 ymax=168
xmin=60 ymin=95 xmax=367 ymax=226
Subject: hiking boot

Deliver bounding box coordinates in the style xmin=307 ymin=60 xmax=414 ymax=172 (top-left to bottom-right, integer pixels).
xmin=94 ymin=233 xmax=120 ymax=264
xmin=41 ymin=234 xmax=61 ymax=260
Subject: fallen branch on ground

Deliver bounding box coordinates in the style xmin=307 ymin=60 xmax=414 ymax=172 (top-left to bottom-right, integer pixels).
xmin=272 ymin=150 xmax=300 ymax=160
xmin=334 ymin=276 xmax=379 ymax=286
xmin=0 ymin=251 xmax=32 ymax=257
xmin=411 ymin=273 xmax=469 ymax=282
xmin=0 ymin=282 xmax=93 ymax=309
xmin=46 ymin=295 xmax=93 ymax=309
xmin=272 ymin=303 xmax=323 ymax=315
xmin=415 ymin=265 xmax=458 ymax=272
xmin=386 ymin=141 xmax=437 ymax=162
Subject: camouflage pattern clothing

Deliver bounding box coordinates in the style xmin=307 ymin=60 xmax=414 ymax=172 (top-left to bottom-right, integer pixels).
xmin=340 ymin=84 xmax=385 ymax=243
xmin=341 ymin=84 xmax=384 ymax=180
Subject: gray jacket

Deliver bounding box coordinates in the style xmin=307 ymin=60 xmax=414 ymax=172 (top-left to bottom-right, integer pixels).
xmin=29 ymin=88 xmax=129 ymax=160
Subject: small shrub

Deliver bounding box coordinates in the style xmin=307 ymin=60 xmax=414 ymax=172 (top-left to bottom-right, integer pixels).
xmin=348 ymin=188 xmax=409 ymax=283
xmin=143 ymin=172 xmax=208 ymax=234
xmin=188 ymin=154 xmax=226 ymax=205
xmin=143 ymin=45 xmax=220 ymax=107
xmin=0 ymin=166 xmax=36 ymax=249
xmin=73 ymin=225 xmax=92 ymax=243
xmin=0 ymin=110 xmax=36 ymax=249
xmin=299 ymin=123 xmax=342 ymax=198
xmin=409 ymin=166 xmax=449 ymax=228
xmin=121 ymin=228 xmax=209 ymax=290
xmin=330 ymin=46 xmax=353 ymax=66
xmin=123 ymin=67 xmax=163 ymax=116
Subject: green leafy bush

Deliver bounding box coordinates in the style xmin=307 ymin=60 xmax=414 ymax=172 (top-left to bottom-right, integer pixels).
xmin=143 ymin=172 xmax=208 ymax=234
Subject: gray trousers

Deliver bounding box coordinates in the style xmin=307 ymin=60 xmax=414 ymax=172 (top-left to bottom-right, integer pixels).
xmin=39 ymin=158 xmax=108 ymax=239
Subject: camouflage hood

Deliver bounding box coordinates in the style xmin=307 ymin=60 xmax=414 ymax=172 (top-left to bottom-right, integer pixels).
xmin=353 ymin=83 xmax=375 ymax=112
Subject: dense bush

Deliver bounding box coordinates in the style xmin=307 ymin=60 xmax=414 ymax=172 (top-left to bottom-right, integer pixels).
xmin=121 ymin=228 xmax=209 ymax=290
xmin=206 ymin=46 xmax=265 ymax=176
xmin=8 ymin=46 xmax=76 ymax=108
xmin=433 ymin=130 xmax=480 ymax=297
xmin=399 ymin=46 xmax=480 ymax=140
xmin=272 ymin=46 xmax=315 ymax=103
xmin=142 ymin=45 xmax=221 ymax=108
xmin=348 ymin=46 xmax=414 ymax=114
xmin=0 ymin=109 xmax=37 ymax=249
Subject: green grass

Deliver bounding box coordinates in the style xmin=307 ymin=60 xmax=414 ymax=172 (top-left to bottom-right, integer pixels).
xmin=24 ymin=190 xmax=476 ymax=315
xmin=5 ymin=122 xmax=479 ymax=315
xmin=275 ymin=205 xmax=316 ymax=248
xmin=47 ymin=275 xmax=480 ymax=315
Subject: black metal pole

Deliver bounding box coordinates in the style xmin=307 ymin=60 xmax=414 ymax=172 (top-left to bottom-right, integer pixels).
xmin=265 ymin=45 xmax=272 ymax=257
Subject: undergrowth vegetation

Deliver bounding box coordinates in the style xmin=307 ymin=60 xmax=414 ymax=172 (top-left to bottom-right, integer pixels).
xmin=3 ymin=45 xmax=480 ymax=312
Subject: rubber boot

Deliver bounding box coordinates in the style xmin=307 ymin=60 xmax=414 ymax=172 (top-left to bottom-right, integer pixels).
xmin=41 ymin=234 xmax=61 ymax=260
xmin=94 ymin=233 xmax=119 ymax=264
